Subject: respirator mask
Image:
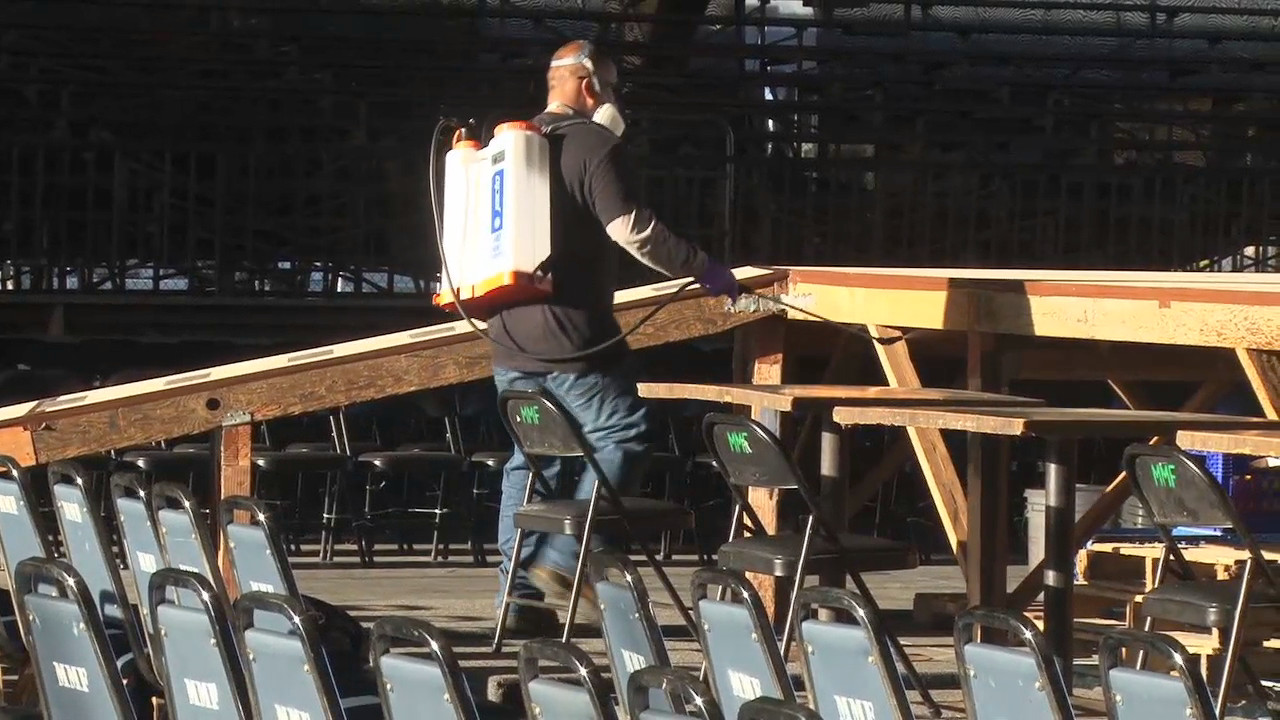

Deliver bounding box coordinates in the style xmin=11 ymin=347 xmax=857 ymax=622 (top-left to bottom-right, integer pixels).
xmin=548 ymin=42 xmax=626 ymax=137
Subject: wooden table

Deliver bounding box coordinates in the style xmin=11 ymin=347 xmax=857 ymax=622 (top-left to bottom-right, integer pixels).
xmin=832 ymin=405 xmax=1280 ymax=683
xmin=1176 ymin=429 xmax=1280 ymax=457
xmin=636 ymin=383 xmax=1045 ymax=617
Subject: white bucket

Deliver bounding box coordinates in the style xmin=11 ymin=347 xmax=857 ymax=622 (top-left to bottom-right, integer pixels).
xmin=1024 ymin=485 xmax=1109 ymax=570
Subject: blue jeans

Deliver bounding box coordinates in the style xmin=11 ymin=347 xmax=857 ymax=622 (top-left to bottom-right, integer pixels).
xmin=492 ymin=363 xmax=650 ymax=609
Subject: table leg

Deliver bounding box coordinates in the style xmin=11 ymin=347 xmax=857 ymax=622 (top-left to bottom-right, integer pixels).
xmin=1043 ymin=437 xmax=1078 ymax=690
xmin=818 ymin=419 xmax=849 ymax=618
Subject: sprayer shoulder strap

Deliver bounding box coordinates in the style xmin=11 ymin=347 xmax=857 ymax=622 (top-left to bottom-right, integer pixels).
xmin=539 ymin=117 xmax=597 ymax=136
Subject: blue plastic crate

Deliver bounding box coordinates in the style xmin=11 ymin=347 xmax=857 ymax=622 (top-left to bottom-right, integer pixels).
xmin=1185 ymin=449 xmax=1257 ymax=494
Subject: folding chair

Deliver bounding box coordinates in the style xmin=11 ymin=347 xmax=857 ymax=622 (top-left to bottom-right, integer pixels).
xmin=152 ymin=480 xmax=228 ymax=608
xmin=954 ymin=607 xmax=1073 ymax=720
xmin=109 ymin=471 xmax=166 ymax=634
xmin=47 ymin=461 xmax=160 ymax=694
xmin=1098 ymin=628 xmax=1216 ymax=720
xmin=736 ymin=698 xmax=822 ymax=720
xmin=11 ymin=557 xmax=139 ymax=720
xmin=625 ymin=665 xmax=723 ymax=720
xmin=492 ymin=388 xmax=696 ymax=650
xmin=0 ymin=457 xmax=56 ymax=661
xmin=689 ymin=567 xmax=794 ymax=720
xmin=791 ymin=586 xmax=917 ymax=720
xmin=1122 ymin=443 xmax=1279 ymax=718
xmin=235 ymin=591 xmax=382 ymax=720
xmin=517 ymin=638 xmax=618 ymax=720
xmin=589 ymin=549 xmax=676 ymax=716
xmin=147 ymin=569 xmax=252 ymax=720
xmin=370 ymin=616 xmax=518 ymax=720
xmin=699 ymin=413 xmax=936 ymax=714
xmin=220 ymin=495 xmax=369 ymax=673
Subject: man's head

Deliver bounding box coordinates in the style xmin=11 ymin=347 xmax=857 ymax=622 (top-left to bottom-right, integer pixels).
xmin=546 ymin=40 xmax=620 ymax=118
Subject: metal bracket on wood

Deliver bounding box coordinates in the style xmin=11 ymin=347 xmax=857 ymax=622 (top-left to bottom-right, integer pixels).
xmin=221 ymin=410 xmax=252 ymax=426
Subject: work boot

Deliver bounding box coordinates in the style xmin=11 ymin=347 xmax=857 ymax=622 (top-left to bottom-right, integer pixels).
xmin=529 ymin=565 xmax=600 ymax=624
xmin=499 ymin=604 xmax=560 ymax=639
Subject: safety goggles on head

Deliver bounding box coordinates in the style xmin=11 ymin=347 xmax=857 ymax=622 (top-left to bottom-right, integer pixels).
xmin=548 ymin=41 xmax=626 ymax=137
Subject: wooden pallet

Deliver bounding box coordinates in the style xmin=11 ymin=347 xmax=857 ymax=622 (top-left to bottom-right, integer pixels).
xmin=1078 ymin=541 xmax=1280 ymax=592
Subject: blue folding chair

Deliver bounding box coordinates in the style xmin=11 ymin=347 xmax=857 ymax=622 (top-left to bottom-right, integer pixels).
xmin=689 ymin=567 xmax=794 ymax=720
xmin=12 ymin=557 xmax=139 ymax=720
xmin=0 ymin=457 xmax=55 ymax=662
xmin=954 ymin=607 xmax=1073 ymax=720
xmin=235 ymin=591 xmax=382 ymax=720
xmin=625 ymin=665 xmax=723 ymax=720
xmin=1098 ymin=628 xmax=1216 ymax=720
xmin=48 ymin=461 xmax=160 ymax=697
xmin=792 ymin=586 xmax=916 ymax=720
xmin=147 ymin=568 xmax=252 ymax=720
xmin=518 ymin=639 xmax=618 ymax=720
xmin=109 ymin=471 xmax=166 ymax=634
xmin=590 ymin=549 xmax=676 ymax=716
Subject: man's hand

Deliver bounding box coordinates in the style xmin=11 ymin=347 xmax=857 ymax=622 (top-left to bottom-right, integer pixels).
xmin=696 ymin=260 xmax=740 ymax=300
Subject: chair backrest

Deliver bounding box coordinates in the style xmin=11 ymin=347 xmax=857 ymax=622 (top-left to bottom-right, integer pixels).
xmin=234 ymin=592 xmax=349 ymax=720
xmin=690 ymin=567 xmax=793 ymax=720
xmin=518 ymin=639 xmax=619 ymax=720
xmin=590 ymin=549 xmax=674 ymax=716
xmin=954 ymin=607 xmax=1072 ymax=720
xmin=109 ymin=472 xmax=166 ymax=634
xmin=153 ymin=481 xmax=228 ymax=606
xmin=700 ymin=414 xmax=802 ymax=491
xmin=626 ymin=665 xmax=724 ymax=720
xmin=792 ymin=586 xmax=913 ymax=720
xmin=148 ymin=569 xmax=251 ymax=720
xmin=48 ymin=461 xmax=158 ymax=687
xmin=1123 ymin=443 xmax=1280 ymax=589
xmin=736 ymin=698 xmax=823 ymax=720
xmin=12 ymin=557 xmax=138 ymax=720
xmin=1098 ymin=629 xmax=1215 ymax=720
xmin=370 ymin=616 xmax=480 ymax=720
xmin=220 ymin=496 xmax=300 ymax=634
xmin=498 ymin=389 xmax=588 ymax=459
xmin=0 ymin=456 xmax=54 ymax=657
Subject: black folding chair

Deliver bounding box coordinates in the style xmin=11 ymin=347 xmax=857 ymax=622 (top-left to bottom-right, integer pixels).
xmin=736 ymin=698 xmax=822 ymax=720
xmin=690 ymin=567 xmax=794 ymax=720
xmin=12 ymin=557 xmax=139 ymax=720
xmin=589 ymin=549 xmax=676 ymax=717
xmin=370 ymin=616 xmax=517 ymax=720
xmin=492 ymin=388 xmax=696 ymax=650
xmin=699 ymin=414 xmax=936 ymax=715
xmin=954 ymin=607 xmax=1073 ymax=720
xmin=518 ymin=639 xmax=618 ymax=720
xmin=147 ymin=569 xmax=252 ymax=720
xmin=625 ymin=665 xmax=723 ymax=720
xmin=1098 ymin=628 xmax=1216 ymax=720
xmin=1123 ymin=442 xmax=1279 ymax=717
xmin=791 ymin=586 xmax=916 ymax=720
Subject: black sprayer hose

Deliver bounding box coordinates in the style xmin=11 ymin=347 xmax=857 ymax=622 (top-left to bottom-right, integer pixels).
xmin=428 ymin=117 xmax=902 ymax=359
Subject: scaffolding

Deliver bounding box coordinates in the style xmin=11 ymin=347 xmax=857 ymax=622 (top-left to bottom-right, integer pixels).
xmin=2 ymin=0 xmax=1279 ymax=298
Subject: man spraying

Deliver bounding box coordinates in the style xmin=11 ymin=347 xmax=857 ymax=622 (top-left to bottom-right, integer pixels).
xmin=486 ymin=39 xmax=739 ymax=636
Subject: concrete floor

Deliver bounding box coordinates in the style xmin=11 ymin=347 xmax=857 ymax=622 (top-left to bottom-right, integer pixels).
xmin=293 ymin=548 xmax=1114 ymax=718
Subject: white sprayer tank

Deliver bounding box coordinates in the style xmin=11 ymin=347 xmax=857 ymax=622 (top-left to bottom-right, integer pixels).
xmin=434 ymin=121 xmax=553 ymax=319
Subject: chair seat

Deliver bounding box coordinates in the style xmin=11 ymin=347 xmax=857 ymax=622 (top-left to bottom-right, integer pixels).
xmin=469 ymin=451 xmax=512 ymax=470
xmin=719 ymin=532 xmax=918 ymax=577
xmin=515 ymin=498 xmax=694 ymax=536
xmin=252 ymin=451 xmax=353 ymax=473
xmin=1142 ymin=579 xmax=1280 ymax=628
xmin=649 ymin=452 xmax=688 ymax=473
xmin=119 ymin=449 xmax=210 ymax=475
xmin=0 ymin=708 xmax=43 ymax=719
xmin=357 ymin=451 xmax=466 ymax=473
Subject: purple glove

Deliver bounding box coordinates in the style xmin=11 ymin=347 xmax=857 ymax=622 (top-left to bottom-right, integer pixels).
xmin=697 ymin=260 xmax=740 ymax=300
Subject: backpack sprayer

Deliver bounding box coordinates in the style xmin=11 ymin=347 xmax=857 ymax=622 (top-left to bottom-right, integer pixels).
xmin=427 ymin=116 xmax=903 ymax=361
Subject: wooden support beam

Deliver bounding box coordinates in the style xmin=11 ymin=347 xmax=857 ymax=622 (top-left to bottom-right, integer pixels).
xmin=1006 ymin=376 xmax=1234 ymax=609
xmin=1236 ymin=348 xmax=1280 ymax=419
xmin=966 ymin=331 xmax=1010 ymax=613
xmin=0 ymin=273 xmax=783 ymax=466
xmin=739 ymin=315 xmax=789 ymax=623
xmin=216 ymin=421 xmax=253 ymax=596
xmin=868 ymin=325 xmax=969 ymax=572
